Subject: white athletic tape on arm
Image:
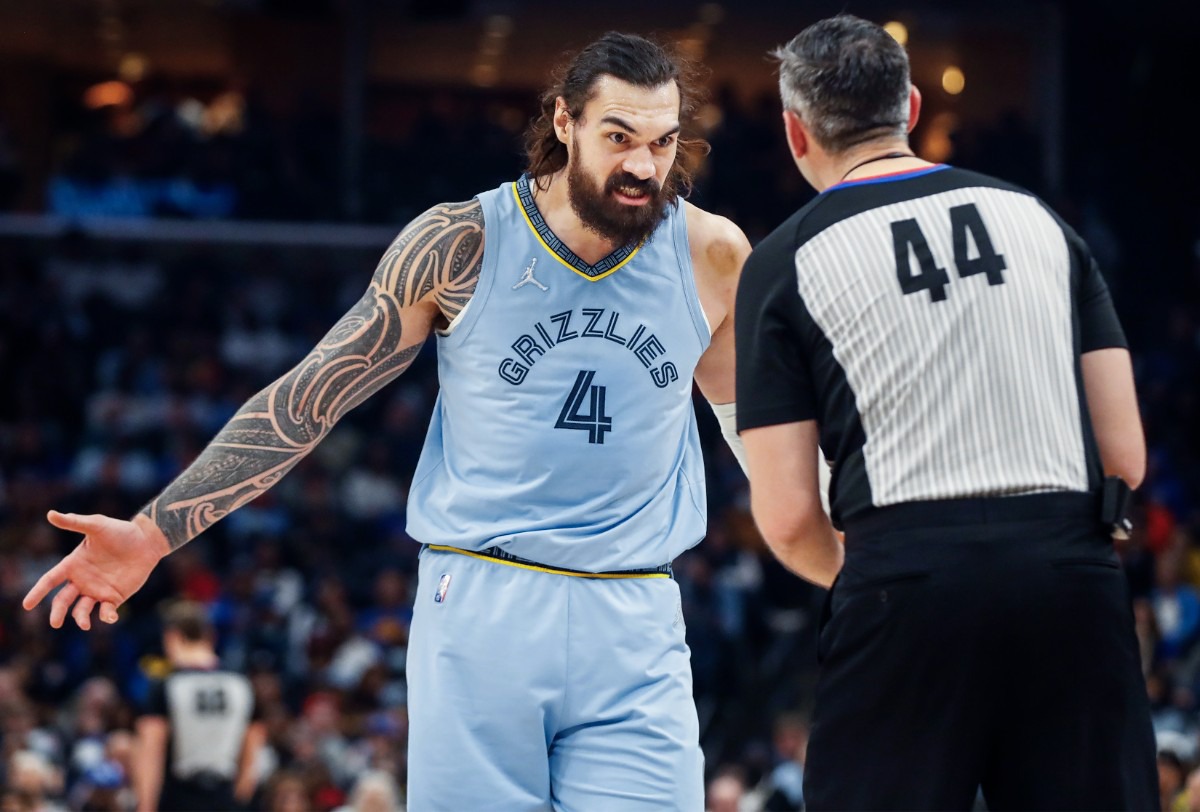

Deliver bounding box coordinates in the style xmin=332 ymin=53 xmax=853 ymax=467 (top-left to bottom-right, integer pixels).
xmin=714 ymin=400 xmax=833 ymax=514
xmin=709 ymin=401 xmax=748 ymax=476
xmin=817 ymin=446 xmax=832 ymax=517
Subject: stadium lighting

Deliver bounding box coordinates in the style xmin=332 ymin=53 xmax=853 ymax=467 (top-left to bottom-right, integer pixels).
xmin=884 ymin=21 xmax=908 ymax=47
xmin=942 ymin=66 xmax=965 ymax=95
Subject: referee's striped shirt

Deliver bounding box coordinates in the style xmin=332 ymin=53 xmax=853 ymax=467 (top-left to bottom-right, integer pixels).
xmin=143 ymin=667 xmax=256 ymax=783
xmin=735 ymin=165 xmax=1127 ymax=526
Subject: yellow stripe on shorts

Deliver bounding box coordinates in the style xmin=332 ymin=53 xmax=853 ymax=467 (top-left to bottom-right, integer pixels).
xmin=426 ymin=545 xmax=670 ymax=579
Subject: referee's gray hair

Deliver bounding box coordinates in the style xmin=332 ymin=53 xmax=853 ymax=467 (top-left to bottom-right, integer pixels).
xmin=773 ymin=15 xmax=911 ymax=154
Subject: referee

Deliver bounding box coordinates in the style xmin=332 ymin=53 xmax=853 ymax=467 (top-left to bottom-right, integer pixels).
xmin=134 ymin=601 xmax=264 ymax=811
xmin=735 ymin=14 xmax=1157 ymax=810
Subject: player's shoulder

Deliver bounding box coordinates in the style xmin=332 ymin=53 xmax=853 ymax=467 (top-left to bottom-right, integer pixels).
xmin=375 ymin=198 xmax=487 ymax=305
xmin=683 ymin=201 xmax=752 ymax=281
xmin=683 ymin=200 xmax=749 ymax=250
xmin=388 ymin=198 xmax=487 ymax=263
xmin=409 ymin=198 xmax=486 ymax=234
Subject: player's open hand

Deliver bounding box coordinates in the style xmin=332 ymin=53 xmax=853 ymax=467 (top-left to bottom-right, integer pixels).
xmin=22 ymin=510 xmax=171 ymax=630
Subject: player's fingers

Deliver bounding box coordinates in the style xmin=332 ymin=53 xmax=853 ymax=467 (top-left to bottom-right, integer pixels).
xmin=49 ymin=583 xmax=80 ymax=629
xmin=22 ymin=561 xmax=68 ymax=611
xmin=99 ymin=601 xmax=120 ymax=624
xmin=46 ymin=510 xmax=110 ymax=536
xmin=72 ymin=596 xmax=97 ymax=631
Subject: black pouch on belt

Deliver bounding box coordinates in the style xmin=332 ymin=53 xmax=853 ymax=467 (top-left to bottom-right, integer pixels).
xmin=1100 ymin=476 xmax=1134 ymax=540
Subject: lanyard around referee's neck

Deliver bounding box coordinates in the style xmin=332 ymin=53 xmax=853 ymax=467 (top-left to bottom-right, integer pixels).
xmin=839 ymin=151 xmax=915 ymax=182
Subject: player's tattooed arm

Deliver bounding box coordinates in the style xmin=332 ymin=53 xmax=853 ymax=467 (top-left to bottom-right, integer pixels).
xmin=141 ymin=199 xmax=484 ymax=550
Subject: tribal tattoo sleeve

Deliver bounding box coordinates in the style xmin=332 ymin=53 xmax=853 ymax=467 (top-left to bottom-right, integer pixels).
xmin=141 ymin=199 xmax=484 ymax=550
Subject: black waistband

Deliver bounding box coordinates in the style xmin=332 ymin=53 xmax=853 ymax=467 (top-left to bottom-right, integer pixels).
xmin=171 ymin=770 xmax=232 ymax=790
xmin=842 ymin=491 xmax=1102 ymax=538
xmin=427 ymin=544 xmax=672 ymax=577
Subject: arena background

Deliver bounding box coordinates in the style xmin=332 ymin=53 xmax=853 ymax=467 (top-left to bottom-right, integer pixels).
xmin=0 ymin=1 xmax=1197 ymax=809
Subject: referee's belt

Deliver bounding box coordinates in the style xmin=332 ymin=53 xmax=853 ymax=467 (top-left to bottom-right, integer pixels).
xmin=425 ymin=544 xmax=672 ymax=579
xmin=173 ymin=770 xmax=231 ymax=790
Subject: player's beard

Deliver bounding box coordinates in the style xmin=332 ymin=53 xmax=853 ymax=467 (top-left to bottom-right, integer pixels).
xmin=567 ymin=147 xmax=671 ymax=248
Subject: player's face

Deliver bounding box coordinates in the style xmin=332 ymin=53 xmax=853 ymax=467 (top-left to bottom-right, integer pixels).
xmin=566 ymin=76 xmax=681 ymax=246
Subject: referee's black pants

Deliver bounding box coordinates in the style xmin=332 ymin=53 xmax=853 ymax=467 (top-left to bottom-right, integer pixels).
xmin=804 ymin=492 xmax=1158 ymax=811
xmin=159 ymin=773 xmax=237 ymax=812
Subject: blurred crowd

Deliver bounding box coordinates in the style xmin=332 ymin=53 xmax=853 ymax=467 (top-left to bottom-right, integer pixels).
xmin=0 ymin=227 xmax=822 ymax=810
xmin=0 ymin=79 xmax=1197 ymax=812
xmin=9 ymin=81 xmax=542 ymax=228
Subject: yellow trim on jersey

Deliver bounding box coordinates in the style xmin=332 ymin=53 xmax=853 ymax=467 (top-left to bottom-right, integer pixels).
xmin=510 ymin=182 xmax=643 ymax=282
xmin=427 ymin=544 xmax=670 ymax=579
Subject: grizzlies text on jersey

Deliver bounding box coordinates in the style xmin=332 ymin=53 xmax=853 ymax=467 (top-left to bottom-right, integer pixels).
xmin=406 ymin=174 xmax=711 ymax=572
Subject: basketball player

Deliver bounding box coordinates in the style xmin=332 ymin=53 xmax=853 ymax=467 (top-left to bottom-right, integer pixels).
xmin=735 ymin=14 xmax=1156 ymax=809
xmin=24 ymin=33 xmax=751 ymax=809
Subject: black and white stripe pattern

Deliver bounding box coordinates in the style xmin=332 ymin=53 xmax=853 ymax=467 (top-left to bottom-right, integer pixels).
xmin=793 ymin=185 xmax=1088 ymax=505
xmin=166 ymin=671 xmax=254 ymax=780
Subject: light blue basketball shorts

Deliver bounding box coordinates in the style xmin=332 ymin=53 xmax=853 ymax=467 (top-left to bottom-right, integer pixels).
xmin=406 ymin=545 xmax=704 ymax=811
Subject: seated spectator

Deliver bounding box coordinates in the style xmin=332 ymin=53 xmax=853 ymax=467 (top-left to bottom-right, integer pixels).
xmin=356 ymin=569 xmax=411 ymax=649
xmin=1160 ymin=750 xmax=1188 ymax=812
xmin=1177 ymin=766 xmax=1200 ymax=812
xmin=706 ymin=767 xmax=748 ymax=812
xmin=265 ymin=769 xmax=313 ymax=812
xmin=333 ymin=769 xmax=403 ymax=812
xmin=5 ymin=751 xmax=66 ymax=812
xmin=1152 ymin=542 xmax=1200 ymax=662
xmin=756 ymin=712 xmax=808 ymax=811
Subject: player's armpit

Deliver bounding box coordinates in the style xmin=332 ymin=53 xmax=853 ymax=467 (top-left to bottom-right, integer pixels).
xmin=140 ymin=199 xmax=485 ymax=551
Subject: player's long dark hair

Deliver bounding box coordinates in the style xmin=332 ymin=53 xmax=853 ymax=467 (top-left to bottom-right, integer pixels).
xmin=523 ymin=32 xmax=710 ymax=204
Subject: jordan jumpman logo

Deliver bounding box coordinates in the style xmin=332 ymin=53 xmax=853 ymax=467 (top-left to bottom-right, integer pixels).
xmin=512 ymin=258 xmax=548 ymax=291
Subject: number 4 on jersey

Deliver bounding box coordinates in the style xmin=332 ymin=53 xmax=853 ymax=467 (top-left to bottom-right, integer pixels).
xmin=556 ymin=370 xmax=612 ymax=444
xmin=891 ymin=203 xmax=1007 ymax=303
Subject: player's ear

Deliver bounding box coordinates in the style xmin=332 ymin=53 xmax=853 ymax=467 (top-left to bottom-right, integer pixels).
xmin=782 ymin=109 xmax=808 ymax=161
xmin=906 ymin=85 xmax=922 ymax=133
xmin=554 ymin=97 xmax=572 ymax=145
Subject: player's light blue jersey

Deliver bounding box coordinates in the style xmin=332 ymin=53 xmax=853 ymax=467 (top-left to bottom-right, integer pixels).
xmin=406 ymin=175 xmax=711 ymax=571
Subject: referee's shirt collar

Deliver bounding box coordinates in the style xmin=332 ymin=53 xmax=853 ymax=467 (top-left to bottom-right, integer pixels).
xmin=824 ymin=164 xmax=950 ymax=193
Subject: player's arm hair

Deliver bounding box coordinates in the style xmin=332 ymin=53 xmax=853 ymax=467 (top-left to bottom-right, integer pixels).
xmin=234 ymin=720 xmax=267 ymax=804
xmin=1081 ymin=347 xmax=1145 ymax=488
xmin=139 ymin=199 xmax=484 ymax=551
xmin=133 ymin=715 xmax=169 ymax=812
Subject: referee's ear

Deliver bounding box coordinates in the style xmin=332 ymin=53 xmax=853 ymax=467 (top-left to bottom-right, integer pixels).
xmin=782 ymin=109 xmax=809 ymax=163
xmin=906 ymin=85 xmax=923 ymax=133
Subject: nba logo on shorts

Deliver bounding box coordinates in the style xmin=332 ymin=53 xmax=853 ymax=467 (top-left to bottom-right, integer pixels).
xmin=434 ymin=573 xmax=452 ymax=603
